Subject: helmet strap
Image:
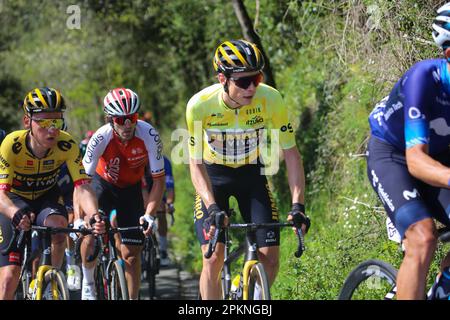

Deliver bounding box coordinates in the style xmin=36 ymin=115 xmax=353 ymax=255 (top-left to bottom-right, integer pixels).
xmin=224 ymin=81 xmax=243 ymax=108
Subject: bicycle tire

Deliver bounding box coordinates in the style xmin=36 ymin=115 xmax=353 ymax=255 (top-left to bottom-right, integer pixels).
xmin=42 ymin=269 xmax=70 ymax=300
xmin=95 ymin=262 xmax=108 ymax=300
xmin=142 ymin=236 xmax=158 ymax=299
xmin=338 ymin=259 xmax=398 ymax=300
xmin=109 ymin=260 xmax=129 ymax=300
xmin=146 ymin=247 xmax=157 ymax=299
xmin=245 ymin=263 xmax=271 ymax=300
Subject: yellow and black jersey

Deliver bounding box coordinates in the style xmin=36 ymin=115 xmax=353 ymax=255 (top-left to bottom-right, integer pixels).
xmin=0 ymin=130 xmax=90 ymax=200
xmin=186 ymin=83 xmax=296 ymax=167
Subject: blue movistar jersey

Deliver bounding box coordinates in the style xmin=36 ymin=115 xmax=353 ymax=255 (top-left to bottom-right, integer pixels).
xmin=369 ymin=59 xmax=450 ymax=155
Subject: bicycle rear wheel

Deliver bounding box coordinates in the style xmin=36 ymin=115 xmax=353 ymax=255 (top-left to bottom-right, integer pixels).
xmin=245 ymin=263 xmax=271 ymax=300
xmin=109 ymin=260 xmax=129 ymax=300
xmin=338 ymin=259 xmax=398 ymax=300
xmin=42 ymin=269 xmax=70 ymax=300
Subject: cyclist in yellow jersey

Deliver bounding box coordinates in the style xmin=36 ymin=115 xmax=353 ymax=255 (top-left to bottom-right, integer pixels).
xmin=0 ymin=88 xmax=105 ymax=300
xmin=186 ymin=40 xmax=310 ymax=299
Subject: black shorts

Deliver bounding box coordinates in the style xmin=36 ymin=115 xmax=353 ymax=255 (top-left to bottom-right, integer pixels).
xmin=367 ymin=135 xmax=450 ymax=239
xmin=194 ymin=164 xmax=280 ymax=248
xmin=0 ymin=187 xmax=68 ymax=267
xmin=91 ymin=174 xmax=145 ymax=246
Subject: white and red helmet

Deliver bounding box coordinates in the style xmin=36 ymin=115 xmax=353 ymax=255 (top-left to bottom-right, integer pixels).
xmin=103 ymin=88 xmax=140 ymax=116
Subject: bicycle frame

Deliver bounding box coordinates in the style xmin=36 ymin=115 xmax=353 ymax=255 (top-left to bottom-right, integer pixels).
xmin=222 ymin=228 xmax=259 ymax=300
xmin=33 ymin=226 xmax=62 ymax=299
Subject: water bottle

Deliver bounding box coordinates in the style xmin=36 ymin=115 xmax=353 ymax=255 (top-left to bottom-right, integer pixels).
xmin=29 ymin=279 xmax=37 ymax=299
xmin=66 ymin=264 xmax=81 ymax=291
xmin=432 ymin=267 xmax=450 ymax=300
xmin=230 ymin=274 xmax=240 ymax=292
xmin=65 ymin=249 xmax=81 ymax=290
xmin=230 ymin=274 xmax=242 ymax=299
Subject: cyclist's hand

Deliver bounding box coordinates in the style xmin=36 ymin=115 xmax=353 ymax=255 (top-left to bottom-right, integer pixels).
xmin=288 ymin=203 xmax=311 ymax=235
xmin=140 ymin=214 xmax=157 ymax=237
xmin=89 ymin=214 xmax=106 ymax=235
xmin=74 ymin=218 xmax=88 ymax=230
xmin=167 ymin=203 xmax=175 ymax=215
xmin=12 ymin=207 xmax=34 ymax=231
xmin=203 ymin=204 xmax=228 ymax=240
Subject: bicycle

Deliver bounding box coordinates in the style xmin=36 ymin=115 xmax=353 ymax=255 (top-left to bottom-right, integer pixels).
xmin=2 ymin=225 xmax=93 ymax=300
xmin=338 ymin=223 xmax=450 ymax=300
xmin=204 ymin=209 xmax=305 ymax=300
xmin=76 ymin=219 xmax=150 ymax=300
xmin=141 ymin=230 xmax=160 ymax=299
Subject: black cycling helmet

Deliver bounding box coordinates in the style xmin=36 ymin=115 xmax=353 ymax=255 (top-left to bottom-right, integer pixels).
xmin=213 ymin=40 xmax=265 ymax=76
xmin=23 ymin=87 xmax=66 ymax=116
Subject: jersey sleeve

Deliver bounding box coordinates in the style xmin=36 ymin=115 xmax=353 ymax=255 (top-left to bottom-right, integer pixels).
xmin=268 ymin=88 xmax=296 ymax=150
xmin=402 ymin=66 xmax=436 ymax=149
xmin=0 ymin=133 xmax=16 ymax=191
xmin=82 ymin=126 xmax=110 ymax=176
xmin=186 ymin=95 xmax=204 ymax=161
xmin=140 ymin=123 xmax=165 ymax=178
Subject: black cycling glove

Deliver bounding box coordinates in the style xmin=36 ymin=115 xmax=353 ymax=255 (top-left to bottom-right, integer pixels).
xmin=203 ymin=204 xmax=224 ymax=233
xmin=12 ymin=207 xmax=31 ymax=229
xmin=289 ymin=203 xmax=311 ymax=234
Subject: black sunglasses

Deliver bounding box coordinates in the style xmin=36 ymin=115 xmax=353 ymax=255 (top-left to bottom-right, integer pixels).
xmin=228 ymin=73 xmax=263 ymax=89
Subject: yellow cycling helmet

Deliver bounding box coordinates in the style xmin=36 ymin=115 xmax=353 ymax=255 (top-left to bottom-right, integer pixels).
xmin=22 ymin=87 xmax=66 ymax=116
xmin=213 ymin=40 xmax=265 ymax=76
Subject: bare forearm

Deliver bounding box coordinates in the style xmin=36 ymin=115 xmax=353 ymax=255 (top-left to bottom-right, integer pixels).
xmin=0 ymin=191 xmax=19 ymax=219
xmin=407 ymin=148 xmax=450 ymax=188
xmin=166 ymin=189 xmax=175 ymax=204
xmin=284 ymin=147 xmax=306 ymax=204
xmin=145 ymin=177 xmax=165 ymax=216
xmin=189 ymin=160 xmax=215 ymax=208
xmin=74 ymin=184 xmax=98 ymax=219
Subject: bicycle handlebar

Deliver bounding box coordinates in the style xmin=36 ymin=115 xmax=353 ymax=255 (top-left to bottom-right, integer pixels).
xmin=111 ymin=220 xmax=149 ymax=233
xmin=204 ymin=218 xmax=305 ymax=259
xmin=438 ymin=227 xmax=450 ymax=243
xmin=1 ymin=225 xmax=95 ymax=257
xmin=204 ymin=211 xmax=225 ymax=259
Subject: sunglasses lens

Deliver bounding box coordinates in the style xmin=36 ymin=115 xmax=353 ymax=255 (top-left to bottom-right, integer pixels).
xmin=34 ymin=118 xmax=64 ymax=129
xmin=113 ymin=114 xmax=138 ymax=125
xmin=233 ymin=73 xmax=263 ymax=89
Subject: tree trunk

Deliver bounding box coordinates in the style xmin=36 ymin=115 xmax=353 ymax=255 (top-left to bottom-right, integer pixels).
xmin=231 ymin=0 xmax=276 ymax=88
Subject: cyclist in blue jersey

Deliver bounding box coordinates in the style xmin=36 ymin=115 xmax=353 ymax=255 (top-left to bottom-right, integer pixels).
xmin=367 ymin=3 xmax=450 ymax=299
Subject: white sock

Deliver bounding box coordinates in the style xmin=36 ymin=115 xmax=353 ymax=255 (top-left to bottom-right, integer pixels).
xmin=82 ymin=265 xmax=95 ymax=284
xmin=159 ymin=236 xmax=168 ymax=252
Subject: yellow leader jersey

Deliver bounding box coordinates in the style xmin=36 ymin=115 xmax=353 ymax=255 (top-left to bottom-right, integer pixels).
xmin=186 ymin=83 xmax=296 ymax=167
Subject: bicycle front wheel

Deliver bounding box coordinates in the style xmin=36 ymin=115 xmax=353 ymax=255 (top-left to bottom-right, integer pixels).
xmin=95 ymin=262 xmax=108 ymax=300
xmin=338 ymin=259 xmax=398 ymax=300
xmin=109 ymin=260 xmax=129 ymax=300
xmin=245 ymin=263 xmax=271 ymax=300
xmin=42 ymin=269 xmax=70 ymax=300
